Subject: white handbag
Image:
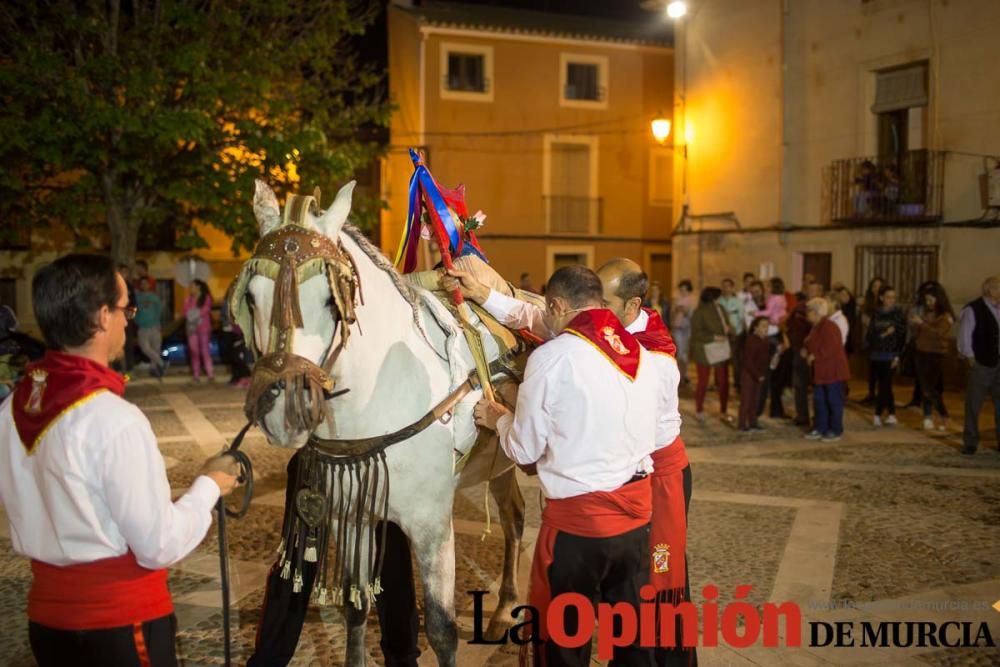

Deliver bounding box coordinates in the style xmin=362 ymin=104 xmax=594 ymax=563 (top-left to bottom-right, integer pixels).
xmin=704 ymin=339 xmax=732 ymax=365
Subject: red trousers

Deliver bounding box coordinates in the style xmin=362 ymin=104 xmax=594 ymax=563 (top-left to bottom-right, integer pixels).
xmin=695 ymin=362 xmax=729 ymax=413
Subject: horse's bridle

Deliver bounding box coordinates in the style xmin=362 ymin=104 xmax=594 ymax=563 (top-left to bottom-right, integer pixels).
xmin=231 ymin=194 xmax=362 ymax=434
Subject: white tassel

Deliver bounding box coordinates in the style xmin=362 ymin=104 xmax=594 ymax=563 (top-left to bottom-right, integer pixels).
xmin=292 ymin=573 xmax=303 ymax=593
xmin=281 ymin=560 xmax=291 ymax=580
xmin=350 ymin=585 xmax=362 ymax=609
xmin=276 ymin=539 xmax=285 ymax=555
xmin=372 ymin=577 xmax=383 ymax=595
xmin=481 ymin=485 xmax=493 ymax=541
xmin=304 ymin=545 xmax=318 ymax=562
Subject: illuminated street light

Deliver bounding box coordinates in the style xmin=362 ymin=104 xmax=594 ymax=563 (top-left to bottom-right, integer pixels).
xmin=666 ymin=1 xmax=687 ymax=19
xmin=651 ymin=115 xmax=672 ymax=143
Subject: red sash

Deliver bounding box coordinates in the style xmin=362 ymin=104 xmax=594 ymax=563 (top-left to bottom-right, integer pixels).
xmin=13 ymin=351 xmax=126 ymax=453
xmin=563 ymin=309 xmax=641 ymax=380
xmin=29 ymin=552 xmax=173 ymax=630
xmin=649 ymin=438 xmax=689 ymax=596
xmin=524 ymin=479 xmax=652 ymax=665
xmin=634 ymin=308 xmax=677 ymax=356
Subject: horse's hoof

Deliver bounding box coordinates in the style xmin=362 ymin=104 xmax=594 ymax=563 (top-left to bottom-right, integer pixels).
xmin=484 ymin=615 xmax=514 ymax=642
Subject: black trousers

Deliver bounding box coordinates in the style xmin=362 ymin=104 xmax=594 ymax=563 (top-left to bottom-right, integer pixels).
xmin=248 ymin=454 xmax=420 ymax=667
xmin=871 ymin=359 xmax=896 ymax=416
xmin=654 ymin=463 xmax=697 ymax=667
xmin=29 ymin=615 xmax=178 ymax=667
xmin=792 ymin=350 xmax=811 ymax=424
xmin=542 ymin=524 xmax=654 ymax=667
xmin=915 ymin=352 xmax=948 ymax=418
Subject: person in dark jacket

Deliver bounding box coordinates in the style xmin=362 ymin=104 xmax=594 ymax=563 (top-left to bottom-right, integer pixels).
xmin=803 ymin=298 xmax=852 ymax=441
xmin=866 ymin=285 xmax=907 ymax=426
xmin=957 ymin=275 xmax=1000 ymax=454
xmin=691 ymin=286 xmax=732 ymax=423
xmin=787 ymin=281 xmax=824 ymax=427
xmin=859 ymin=276 xmax=885 ymax=403
xmin=911 ymin=283 xmax=954 ymax=431
xmin=739 ymin=317 xmax=770 ymax=432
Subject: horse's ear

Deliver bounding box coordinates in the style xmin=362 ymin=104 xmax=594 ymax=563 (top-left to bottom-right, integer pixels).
xmin=317 ymin=180 xmax=356 ymax=238
xmin=253 ymin=179 xmax=281 ymax=236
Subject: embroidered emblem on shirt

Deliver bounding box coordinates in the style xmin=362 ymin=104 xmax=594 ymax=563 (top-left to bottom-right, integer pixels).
xmin=25 ymin=370 xmax=48 ymax=415
xmin=652 ymin=543 xmax=671 ymax=574
xmin=601 ymin=326 xmax=630 ymax=356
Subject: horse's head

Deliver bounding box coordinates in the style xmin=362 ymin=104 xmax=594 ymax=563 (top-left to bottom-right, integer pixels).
xmin=230 ymin=179 xmax=361 ymax=447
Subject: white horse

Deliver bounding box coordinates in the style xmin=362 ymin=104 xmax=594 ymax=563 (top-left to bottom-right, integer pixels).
xmin=235 ymin=179 xmax=525 ymax=666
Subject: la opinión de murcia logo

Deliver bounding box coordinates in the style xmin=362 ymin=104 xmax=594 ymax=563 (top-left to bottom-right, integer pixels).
xmin=467 ymin=586 xmax=996 ymax=657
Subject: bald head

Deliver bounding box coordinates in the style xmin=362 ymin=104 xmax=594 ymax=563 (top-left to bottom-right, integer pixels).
xmin=596 ymin=258 xmax=647 ymax=327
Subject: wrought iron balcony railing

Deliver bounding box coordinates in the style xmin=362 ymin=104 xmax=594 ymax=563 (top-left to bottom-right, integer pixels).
xmin=827 ymin=149 xmax=944 ymax=224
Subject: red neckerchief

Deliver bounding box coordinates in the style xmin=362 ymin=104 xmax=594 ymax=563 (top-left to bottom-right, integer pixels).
xmin=633 ymin=307 xmax=677 ymax=356
xmin=12 ymin=351 xmax=126 ymax=453
xmin=563 ymin=308 xmax=641 ymax=380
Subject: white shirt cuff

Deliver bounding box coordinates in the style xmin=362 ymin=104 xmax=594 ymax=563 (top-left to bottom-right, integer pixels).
xmin=483 ymin=290 xmax=519 ymax=321
xmin=186 ymin=475 xmax=222 ymax=509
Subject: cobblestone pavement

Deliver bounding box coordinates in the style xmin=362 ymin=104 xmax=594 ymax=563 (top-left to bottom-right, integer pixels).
xmin=1 ymin=372 xmax=998 ymax=666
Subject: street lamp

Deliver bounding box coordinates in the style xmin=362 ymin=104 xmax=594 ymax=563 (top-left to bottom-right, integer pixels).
xmin=651 ymin=114 xmax=671 ymax=144
xmin=666 ymin=1 xmax=687 ymax=19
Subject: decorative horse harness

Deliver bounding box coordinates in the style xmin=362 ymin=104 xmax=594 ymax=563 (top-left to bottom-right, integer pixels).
xmin=228 ymin=192 xmax=489 ymax=609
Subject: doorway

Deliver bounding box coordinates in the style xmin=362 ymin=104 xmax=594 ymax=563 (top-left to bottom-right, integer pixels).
xmin=802 ymin=252 xmax=832 ymax=292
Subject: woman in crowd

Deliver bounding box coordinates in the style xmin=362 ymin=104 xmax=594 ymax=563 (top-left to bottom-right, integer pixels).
xmin=803 ymin=298 xmax=851 ymax=442
xmin=910 ymin=283 xmax=954 ymax=430
xmin=671 ymin=279 xmax=696 ymax=384
xmin=184 ymin=279 xmax=215 ymax=382
xmin=690 ymin=286 xmax=732 ymax=423
xmin=644 ymin=280 xmax=670 ymax=322
xmin=827 ymin=291 xmax=850 ymax=347
xmin=831 ymin=282 xmax=858 ymax=354
xmin=859 ymin=276 xmax=885 ymax=403
xmin=866 ymin=284 xmax=907 ymax=426
xmin=758 ymin=277 xmax=791 ymax=419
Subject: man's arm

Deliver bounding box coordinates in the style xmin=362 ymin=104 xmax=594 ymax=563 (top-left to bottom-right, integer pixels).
xmin=493 ymin=351 xmax=559 ymax=465
xmin=100 ymin=420 xmax=235 ymax=569
xmin=442 ymin=269 xmax=556 ymax=340
xmin=653 ymin=354 xmax=682 ymax=446
xmin=956 ymin=306 xmax=975 ymax=360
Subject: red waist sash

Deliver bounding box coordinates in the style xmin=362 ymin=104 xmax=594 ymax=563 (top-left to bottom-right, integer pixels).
xmin=542 ymin=476 xmax=652 ymax=538
xmin=649 ymin=437 xmax=689 ymax=595
xmin=29 ymin=552 xmax=173 ymax=630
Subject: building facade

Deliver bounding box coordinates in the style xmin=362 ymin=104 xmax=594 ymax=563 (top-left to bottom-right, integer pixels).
xmin=671 ymin=0 xmax=1000 ymax=310
xmin=383 ymin=1 xmax=676 ymax=290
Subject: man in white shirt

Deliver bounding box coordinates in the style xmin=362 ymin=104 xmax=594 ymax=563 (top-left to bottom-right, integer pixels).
xmin=446 ymin=259 xmax=693 ymax=666
xmin=0 ymin=254 xmax=239 ymax=667
xmin=469 ymin=266 xmax=658 ymax=666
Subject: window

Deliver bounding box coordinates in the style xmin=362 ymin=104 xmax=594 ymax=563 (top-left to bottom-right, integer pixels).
xmin=566 ymin=63 xmax=600 ymax=101
xmin=544 ymin=135 xmax=600 ymax=235
xmin=546 ymin=245 xmax=594 ymax=279
xmin=559 ymin=53 xmax=608 ymax=109
xmin=447 ymin=53 xmax=485 ymax=93
xmin=854 ymin=245 xmax=938 ymax=307
xmin=649 ymin=148 xmax=673 ymax=207
xmin=440 ymin=43 xmax=493 ymax=102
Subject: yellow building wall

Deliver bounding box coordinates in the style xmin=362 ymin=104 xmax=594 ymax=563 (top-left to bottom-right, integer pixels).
xmin=383 ymin=7 xmax=674 ymax=285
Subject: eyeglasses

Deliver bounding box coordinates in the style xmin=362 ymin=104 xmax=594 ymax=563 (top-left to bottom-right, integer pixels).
xmin=113 ymin=305 xmax=138 ymax=321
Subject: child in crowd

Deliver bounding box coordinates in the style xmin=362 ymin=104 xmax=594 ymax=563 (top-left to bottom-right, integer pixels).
xmin=803 ymin=298 xmax=851 ymax=442
xmin=866 ymin=285 xmax=907 ymax=426
xmin=739 ymin=316 xmax=770 ymax=432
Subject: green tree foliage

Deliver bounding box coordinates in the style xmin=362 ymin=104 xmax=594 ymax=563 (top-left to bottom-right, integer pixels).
xmin=0 ymin=1 xmax=389 ymax=264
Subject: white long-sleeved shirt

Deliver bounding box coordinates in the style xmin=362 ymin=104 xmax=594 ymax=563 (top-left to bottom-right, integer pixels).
xmin=495 ymin=329 xmax=659 ymax=499
xmin=0 ymin=392 xmax=220 ymax=569
xmin=483 ymin=290 xmax=682 ymax=450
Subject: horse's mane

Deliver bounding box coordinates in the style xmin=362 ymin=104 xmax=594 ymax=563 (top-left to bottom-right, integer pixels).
xmin=341 ymin=223 xmax=425 ymax=326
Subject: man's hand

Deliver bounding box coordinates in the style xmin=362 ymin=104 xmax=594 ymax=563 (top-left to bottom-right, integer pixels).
xmin=891 ymin=357 xmax=900 ymax=370
xmin=201 ymin=454 xmax=240 ymax=496
xmin=967 ymin=357 xmax=976 ymax=369
xmin=474 ymin=398 xmax=511 ymax=431
xmin=439 ymin=269 xmax=490 ymax=305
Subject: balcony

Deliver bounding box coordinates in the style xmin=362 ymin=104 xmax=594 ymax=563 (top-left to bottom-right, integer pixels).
xmin=827 ymin=149 xmax=944 ymax=225
xmin=543 ymin=195 xmax=603 ymax=235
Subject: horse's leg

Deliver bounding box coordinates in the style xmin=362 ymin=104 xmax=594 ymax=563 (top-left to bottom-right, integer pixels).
xmin=409 ymin=514 xmax=458 ymax=667
xmin=342 ymin=583 xmax=371 ymax=667
xmin=485 ymin=467 xmax=525 ymax=641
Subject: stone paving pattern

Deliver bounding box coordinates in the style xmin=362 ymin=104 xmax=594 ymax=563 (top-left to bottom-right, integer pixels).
xmin=0 ymin=372 xmax=998 ymax=666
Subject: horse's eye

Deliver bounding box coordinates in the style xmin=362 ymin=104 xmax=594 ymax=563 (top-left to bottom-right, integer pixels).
xmin=326 ymin=297 xmax=335 ymax=308
xmin=246 ymin=292 xmax=256 ymax=310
